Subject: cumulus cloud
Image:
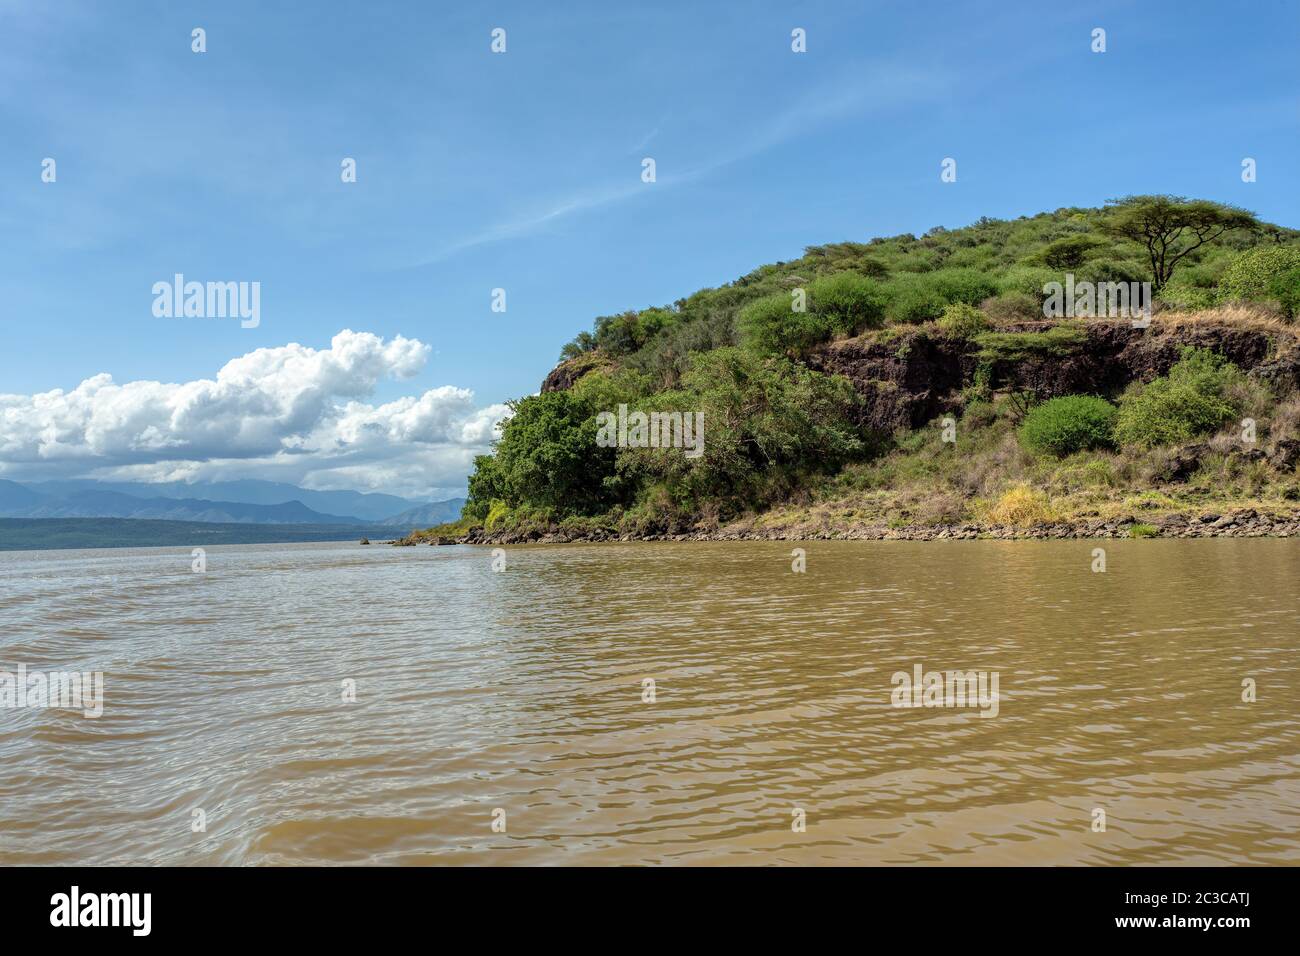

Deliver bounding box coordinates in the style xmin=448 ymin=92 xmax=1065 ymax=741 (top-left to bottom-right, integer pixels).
xmin=0 ymin=330 xmax=510 ymax=498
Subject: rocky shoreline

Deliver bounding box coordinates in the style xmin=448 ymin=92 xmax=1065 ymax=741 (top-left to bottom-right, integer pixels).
xmin=393 ymin=507 xmax=1300 ymax=546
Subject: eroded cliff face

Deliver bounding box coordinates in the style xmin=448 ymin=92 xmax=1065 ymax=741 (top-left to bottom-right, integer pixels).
xmin=539 ymin=317 xmax=1299 ymax=434
xmin=804 ymin=319 xmax=1299 ymax=434
xmin=540 ymin=352 xmax=609 ymax=393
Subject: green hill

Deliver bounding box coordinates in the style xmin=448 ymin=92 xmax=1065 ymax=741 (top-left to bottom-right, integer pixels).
xmin=421 ymin=197 xmax=1300 ymax=542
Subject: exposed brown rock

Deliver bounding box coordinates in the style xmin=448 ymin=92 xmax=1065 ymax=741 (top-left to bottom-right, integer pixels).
xmin=540 ymin=352 xmax=609 ymax=392
xmin=1271 ymin=438 xmax=1300 ymax=471
xmin=805 ymin=318 xmax=1296 ymax=434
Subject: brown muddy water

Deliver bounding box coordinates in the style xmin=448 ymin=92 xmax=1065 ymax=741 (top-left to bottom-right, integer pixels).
xmin=0 ymin=539 xmax=1297 ymax=866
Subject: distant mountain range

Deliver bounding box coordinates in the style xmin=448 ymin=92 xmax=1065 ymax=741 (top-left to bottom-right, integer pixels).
xmin=16 ymin=478 xmax=432 ymax=521
xmin=0 ymin=517 xmax=397 ymax=551
xmin=377 ymin=500 xmax=467 ymax=527
xmin=0 ymin=478 xmax=465 ymax=529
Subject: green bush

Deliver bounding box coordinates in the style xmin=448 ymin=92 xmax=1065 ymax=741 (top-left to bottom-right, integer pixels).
xmin=1157 ymin=283 xmax=1218 ymax=312
xmin=926 ymin=267 xmax=1000 ymax=305
xmin=1219 ymin=245 xmax=1300 ymax=302
xmin=884 ymin=268 xmax=999 ymax=324
xmin=1075 ymin=257 xmax=1150 ymax=287
xmin=973 ymin=324 xmax=1087 ymax=363
xmin=809 ymin=272 xmax=887 ymax=335
xmin=1019 ymin=395 xmax=1118 ymax=456
xmin=619 ymin=347 xmax=864 ymax=515
xmin=998 ymin=265 xmax=1057 ymax=302
xmin=936 ymin=302 xmax=989 ymax=338
xmin=981 ymin=291 xmax=1039 ymax=322
xmin=737 ymin=293 xmax=831 ymax=357
xmin=591 ymin=309 xmax=681 ymax=355
xmin=1266 ymin=265 xmax=1300 ymax=318
xmin=1034 ymin=235 xmax=1106 ymax=270
xmin=884 ymin=280 xmax=948 ymax=324
xmin=465 ymin=390 xmax=616 ymax=517
xmin=1113 ymin=349 xmax=1243 ymax=448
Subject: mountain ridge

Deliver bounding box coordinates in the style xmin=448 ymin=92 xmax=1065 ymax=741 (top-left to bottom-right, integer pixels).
xmin=0 ymin=479 xmax=465 ymax=527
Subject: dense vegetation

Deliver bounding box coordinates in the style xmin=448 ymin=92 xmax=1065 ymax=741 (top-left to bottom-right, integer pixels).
xmin=443 ymin=197 xmax=1300 ymax=538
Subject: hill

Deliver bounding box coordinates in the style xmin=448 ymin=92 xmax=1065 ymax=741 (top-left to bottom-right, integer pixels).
xmin=0 ymin=518 xmax=393 ymax=551
xmin=6 ymin=489 xmax=368 ymax=525
xmin=411 ymin=197 xmax=1300 ymax=543
xmin=380 ymin=498 xmax=467 ymax=527
xmin=22 ymin=479 xmax=428 ymax=521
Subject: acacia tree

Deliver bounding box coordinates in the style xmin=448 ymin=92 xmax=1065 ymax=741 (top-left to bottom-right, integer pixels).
xmin=1102 ymin=195 xmax=1257 ymax=290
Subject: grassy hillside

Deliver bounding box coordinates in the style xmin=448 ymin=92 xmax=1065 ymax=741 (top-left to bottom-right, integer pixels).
xmin=424 ymin=197 xmax=1300 ymax=542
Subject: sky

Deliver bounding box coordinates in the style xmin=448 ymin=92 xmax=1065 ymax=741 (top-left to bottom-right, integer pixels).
xmin=2 ymin=0 xmax=1297 ymax=499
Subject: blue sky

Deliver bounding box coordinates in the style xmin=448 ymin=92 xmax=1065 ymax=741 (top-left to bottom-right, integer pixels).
xmin=2 ymin=0 xmax=1297 ymax=497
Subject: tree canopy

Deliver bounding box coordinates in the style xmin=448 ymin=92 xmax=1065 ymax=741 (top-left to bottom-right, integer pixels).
xmin=1101 ymin=195 xmax=1258 ymax=290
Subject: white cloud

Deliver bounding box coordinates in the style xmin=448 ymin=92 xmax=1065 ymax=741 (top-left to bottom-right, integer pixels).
xmin=0 ymin=330 xmax=510 ymax=498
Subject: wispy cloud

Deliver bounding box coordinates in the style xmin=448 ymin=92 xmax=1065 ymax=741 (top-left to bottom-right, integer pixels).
xmin=407 ymin=61 xmax=951 ymax=267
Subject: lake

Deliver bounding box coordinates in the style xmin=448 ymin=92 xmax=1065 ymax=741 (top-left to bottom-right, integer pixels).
xmin=1 ymin=539 xmax=1296 ymax=865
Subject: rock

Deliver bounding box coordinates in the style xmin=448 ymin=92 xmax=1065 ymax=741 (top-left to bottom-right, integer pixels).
xmin=1270 ymin=438 xmax=1300 ymax=471
xmin=540 ymin=352 xmax=607 ymax=392
xmin=359 ymin=538 xmax=370 ymax=545
xmin=1163 ymin=443 xmax=1208 ymax=482
xmin=1249 ymin=352 xmax=1300 ymax=394
xmin=806 ymin=319 xmax=1293 ymax=436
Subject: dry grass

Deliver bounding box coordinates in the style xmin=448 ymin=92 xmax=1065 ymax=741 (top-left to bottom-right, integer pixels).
xmin=979 ymin=482 xmax=1059 ymax=526
xmin=1154 ymin=305 xmax=1296 ymax=347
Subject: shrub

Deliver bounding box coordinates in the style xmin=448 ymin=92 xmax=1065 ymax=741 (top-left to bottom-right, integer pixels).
xmin=1113 ymin=348 xmax=1243 ymax=448
xmin=914 ymin=490 xmax=969 ymax=526
xmin=884 ymin=268 xmax=999 ymax=324
xmin=485 ymin=499 xmax=510 ymax=530
xmin=809 ymin=272 xmax=888 ymax=335
xmin=1129 ymin=523 xmax=1158 ymax=538
xmin=973 ymin=324 xmax=1087 ymax=363
xmin=884 ymin=281 xmax=947 ymax=324
xmin=1157 ymin=283 xmax=1218 ymax=312
xmin=1019 ymin=395 xmax=1118 ymax=456
xmin=1075 ymin=257 xmax=1150 ymax=287
xmin=737 ymin=293 xmax=831 ymax=357
xmin=1266 ymin=265 xmax=1300 ymax=318
xmin=466 ymin=390 xmax=616 ymax=516
xmin=998 ymin=265 xmax=1058 ymax=302
xmin=1034 ymin=235 xmax=1106 ymax=270
xmin=926 ymin=267 xmax=1000 ymax=305
xmin=622 ymin=347 xmax=863 ymax=514
xmin=571 ymin=367 xmax=652 ymax=412
xmin=981 ymin=292 xmax=1039 ymax=323
xmin=1219 ymin=245 xmax=1300 ymax=302
xmin=961 ymin=399 xmax=998 ymax=430
xmin=936 ymin=302 xmax=989 ymax=338
xmin=983 ymin=482 xmax=1057 ymax=526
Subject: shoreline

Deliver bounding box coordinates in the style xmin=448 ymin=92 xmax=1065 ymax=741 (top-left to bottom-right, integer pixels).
xmin=399 ymin=507 xmax=1300 ymax=546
